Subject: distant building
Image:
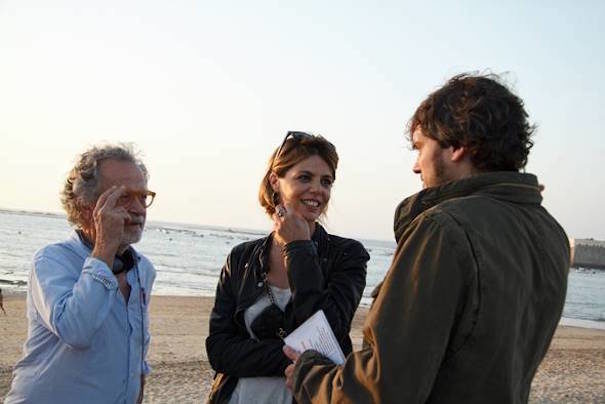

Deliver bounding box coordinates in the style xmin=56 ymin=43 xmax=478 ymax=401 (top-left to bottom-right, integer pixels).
xmin=570 ymin=238 xmax=605 ymax=270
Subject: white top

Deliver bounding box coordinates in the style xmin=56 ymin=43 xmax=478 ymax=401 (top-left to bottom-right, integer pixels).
xmin=229 ymin=285 xmax=293 ymax=404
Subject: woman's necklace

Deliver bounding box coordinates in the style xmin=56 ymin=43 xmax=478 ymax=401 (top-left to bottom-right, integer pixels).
xmin=267 ymin=240 xmax=289 ymax=289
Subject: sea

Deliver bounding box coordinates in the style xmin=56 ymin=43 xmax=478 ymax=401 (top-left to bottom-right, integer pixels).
xmin=1 ymin=209 xmax=604 ymax=330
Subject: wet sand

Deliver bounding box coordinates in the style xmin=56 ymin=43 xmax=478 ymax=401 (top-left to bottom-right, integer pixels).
xmin=1 ymin=292 xmax=603 ymax=403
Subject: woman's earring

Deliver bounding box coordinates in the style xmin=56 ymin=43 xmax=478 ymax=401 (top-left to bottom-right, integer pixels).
xmin=272 ymin=191 xmax=280 ymax=207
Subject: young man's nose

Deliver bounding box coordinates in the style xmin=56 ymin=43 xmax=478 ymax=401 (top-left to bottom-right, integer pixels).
xmin=412 ymin=160 xmax=421 ymax=174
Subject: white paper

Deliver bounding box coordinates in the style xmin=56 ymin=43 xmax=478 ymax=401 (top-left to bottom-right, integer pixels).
xmin=284 ymin=309 xmax=346 ymax=365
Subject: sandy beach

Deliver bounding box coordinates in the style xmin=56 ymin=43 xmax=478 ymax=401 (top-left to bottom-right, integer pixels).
xmin=1 ymin=292 xmax=604 ymax=403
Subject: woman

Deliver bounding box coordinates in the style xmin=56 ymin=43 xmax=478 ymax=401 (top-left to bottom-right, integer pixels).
xmin=206 ymin=131 xmax=369 ymax=404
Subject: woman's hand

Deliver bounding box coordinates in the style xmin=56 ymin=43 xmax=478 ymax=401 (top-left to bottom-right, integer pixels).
xmin=272 ymin=202 xmax=311 ymax=244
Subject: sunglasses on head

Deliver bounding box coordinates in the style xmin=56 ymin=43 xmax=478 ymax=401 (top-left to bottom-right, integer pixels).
xmin=274 ymin=131 xmax=314 ymax=162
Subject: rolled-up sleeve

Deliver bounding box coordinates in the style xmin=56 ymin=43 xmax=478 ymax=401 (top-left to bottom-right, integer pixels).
xmin=30 ymin=252 xmax=118 ymax=350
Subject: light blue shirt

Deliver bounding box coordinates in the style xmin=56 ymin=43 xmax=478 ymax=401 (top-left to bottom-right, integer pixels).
xmin=5 ymin=231 xmax=156 ymax=404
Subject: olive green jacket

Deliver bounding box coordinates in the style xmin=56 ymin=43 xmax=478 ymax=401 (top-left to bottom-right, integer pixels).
xmin=291 ymin=172 xmax=569 ymax=403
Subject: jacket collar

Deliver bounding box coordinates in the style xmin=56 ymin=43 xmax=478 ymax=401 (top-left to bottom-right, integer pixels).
xmin=393 ymin=171 xmax=542 ymax=243
xmin=254 ymin=222 xmax=330 ymax=278
xmin=311 ymin=222 xmax=330 ymax=255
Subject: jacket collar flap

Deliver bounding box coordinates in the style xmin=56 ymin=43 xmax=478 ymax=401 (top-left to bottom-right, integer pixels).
xmin=254 ymin=222 xmax=330 ymax=278
xmin=393 ymin=171 xmax=542 ymax=242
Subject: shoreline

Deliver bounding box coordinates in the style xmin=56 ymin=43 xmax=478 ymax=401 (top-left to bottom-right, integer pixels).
xmin=3 ymin=288 xmax=605 ymax=331
xmin=1 ymin=294 xmax=604 ymax=402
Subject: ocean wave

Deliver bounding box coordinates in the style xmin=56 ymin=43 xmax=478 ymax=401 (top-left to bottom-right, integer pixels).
xmin=559 ymin=317 xmax=605 ymax=330
xmin=144 ymin=251 xmax=180 ymax=259
xmin=207 ymin=232 xmax=254 ymax=242
xmin=0 ymin=279 xmax=27 ymax=286
xmin=152 ymin=226 xmax=200 ymax=237
xmin=573 ymin=267 xmax=605 ymax=274
xmin=3 ymin=210 xmax=605 ymax=329
xmin=153 ymin=266 xmax=220 ymax=276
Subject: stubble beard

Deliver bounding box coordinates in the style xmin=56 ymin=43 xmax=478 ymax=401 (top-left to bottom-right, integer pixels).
xmin=426 ymin=155 xmax=452 ymax=189
xmin=121 ymin=225 xmax=143 ymax=246
xmin=118 ymin=220 xmax=145 ymax=253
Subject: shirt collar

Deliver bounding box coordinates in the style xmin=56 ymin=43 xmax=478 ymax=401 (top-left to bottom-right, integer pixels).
xmin=67 ymin=229 xmax=140 ymax=271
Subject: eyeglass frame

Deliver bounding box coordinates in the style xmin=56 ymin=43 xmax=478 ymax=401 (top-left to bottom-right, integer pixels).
xmin=117 ymin=190 xmax=157 ymax=208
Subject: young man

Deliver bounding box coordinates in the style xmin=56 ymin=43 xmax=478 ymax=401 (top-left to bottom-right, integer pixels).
xmin=6 ymin=144 xmax=156 ymax=404
xmin=284 ymin=74 xmax=569 ymax=403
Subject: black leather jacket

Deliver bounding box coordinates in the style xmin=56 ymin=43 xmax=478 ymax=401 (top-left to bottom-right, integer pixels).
xmin=205 ymin=223 xmax=369 ymax=403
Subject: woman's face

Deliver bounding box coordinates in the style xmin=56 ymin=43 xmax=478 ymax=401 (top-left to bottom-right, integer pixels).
xmin=270 ymin=155 xmax=334 ymax=224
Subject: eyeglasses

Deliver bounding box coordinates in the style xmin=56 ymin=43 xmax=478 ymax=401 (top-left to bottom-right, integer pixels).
xmin=274 ymin=131 xmax=314 ymax=162
xmin=117 ymin=190 xmax=157 ymax=208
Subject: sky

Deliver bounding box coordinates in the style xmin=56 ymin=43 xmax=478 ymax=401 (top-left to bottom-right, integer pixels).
xmin=0 ymin=0 xmax=604 ymax=241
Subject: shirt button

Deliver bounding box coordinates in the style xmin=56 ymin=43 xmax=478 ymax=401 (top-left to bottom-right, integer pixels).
xmin=257 ymin=281 xmax=263 ymax=287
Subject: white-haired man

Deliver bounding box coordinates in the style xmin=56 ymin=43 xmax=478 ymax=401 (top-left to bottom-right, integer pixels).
xmin=6 ymin=144 xmax=156 ymax=404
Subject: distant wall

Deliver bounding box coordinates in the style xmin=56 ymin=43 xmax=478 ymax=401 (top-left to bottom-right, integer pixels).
xmin=571 ymin=239 xmax=605 ymax=270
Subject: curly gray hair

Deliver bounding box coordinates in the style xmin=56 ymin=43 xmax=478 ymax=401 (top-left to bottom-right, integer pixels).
xmin=61 ymin=143 xmax=148 ymax=228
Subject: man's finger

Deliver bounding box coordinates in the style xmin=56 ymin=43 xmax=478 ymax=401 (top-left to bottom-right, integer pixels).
xmin=283 ymin=345 xmax=301 ymax=362
xmin=102 ymin=185 xmax=126 ymax=209
xmin=94 ymin=185 xmax=119 ymax=210
xmin=284 ymin=363 xmax=295 ymax=390
xmin=285 ymin=364 xmax=294 ymax=378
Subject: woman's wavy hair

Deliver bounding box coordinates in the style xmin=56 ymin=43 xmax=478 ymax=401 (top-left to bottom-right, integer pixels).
xmin=259 ymin=134 xmax=338 ymax=217
xmin=60 ymin=143 xmax=148 ymax=228
xmin=408 ymin=73 xmax=535 ymax=171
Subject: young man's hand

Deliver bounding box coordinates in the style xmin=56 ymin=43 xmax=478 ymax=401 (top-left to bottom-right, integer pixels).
xmin=283 ymin=345 xmax=301 ymax=391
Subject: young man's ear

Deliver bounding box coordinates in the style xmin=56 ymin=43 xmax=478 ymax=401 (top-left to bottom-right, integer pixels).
xmin=450 ymin=146 xmax=468 ymax=162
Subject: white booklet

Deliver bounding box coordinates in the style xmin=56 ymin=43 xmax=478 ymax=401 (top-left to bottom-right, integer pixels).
xmin=284 ymin=309 xmax=346 ymax=365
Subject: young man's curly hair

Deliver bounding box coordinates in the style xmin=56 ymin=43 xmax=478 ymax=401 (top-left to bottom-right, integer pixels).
xmin=408 ymin=73 xmax=535 ymax=171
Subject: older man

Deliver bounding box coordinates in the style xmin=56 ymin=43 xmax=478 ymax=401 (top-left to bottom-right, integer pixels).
xmin=6 ymin=144 xmax=156 ymax=404
xmin=284 ymin=74 xmax=569 ymax=403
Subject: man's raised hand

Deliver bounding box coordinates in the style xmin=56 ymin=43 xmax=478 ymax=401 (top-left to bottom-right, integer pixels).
xmin=91 ymin=185 xmax=129 ymax=268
